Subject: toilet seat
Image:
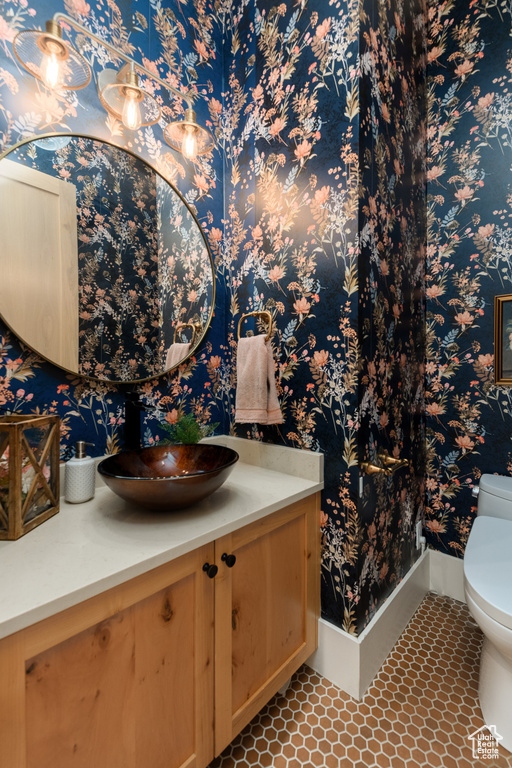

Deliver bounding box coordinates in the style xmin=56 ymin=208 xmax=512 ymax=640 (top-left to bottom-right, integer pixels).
xmin=464 ymin=516 xmax=512 ymax=631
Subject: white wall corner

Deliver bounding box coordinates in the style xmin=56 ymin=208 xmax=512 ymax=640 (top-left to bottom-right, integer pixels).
xmin=357 ymin=551 xmax=430 ymax=697
xmin=308 ymin=549 xmax=430 ymax=700
xmin=308 ymin=618 xmax=361 ymax=700
xmin=428 ymin=549 xmax=465 ymax=603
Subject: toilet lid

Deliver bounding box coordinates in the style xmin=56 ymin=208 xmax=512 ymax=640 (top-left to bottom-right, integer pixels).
xmin=480 ymin=473 xmax=512 ymax=501
xmin=464 ymin=516 xmax=512 ymax=631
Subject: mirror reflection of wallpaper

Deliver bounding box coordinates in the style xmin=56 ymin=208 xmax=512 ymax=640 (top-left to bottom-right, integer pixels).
xmin=74 ymin=140 xmax=161 ymax=380
xmin=157 ymin=174 xmax=210 ymax=364
xmin=6 ymin=137 xmax=212 ymax=381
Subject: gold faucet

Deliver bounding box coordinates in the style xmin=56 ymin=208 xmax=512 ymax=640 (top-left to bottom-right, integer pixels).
xmin=360 ymin=461 xmax=391 ymax=476
xmin=360 ymin=449 xmax=409 ymax=477
xmin=377 ymin=448 xmax=409 ymax=474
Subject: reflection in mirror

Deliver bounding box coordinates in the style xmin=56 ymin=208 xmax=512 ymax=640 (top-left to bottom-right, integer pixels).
xmin=0 ymin=135 xmax=214 ymax=383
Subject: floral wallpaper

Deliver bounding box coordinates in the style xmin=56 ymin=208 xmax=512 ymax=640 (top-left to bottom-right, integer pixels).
xmin=6 ymin=0 xmax=507 ymax=639
xmin=0 ymin=0 xmax=429 ymax=636
xmin=215 ymin=0 xmax=366 ymax=631
xmin=426 ymin=0 xmax=512 ymax=556
xmin=0 ymin=0 xmax=225 ymax=458
xmin=357 ymin=0 xmax=427 ymax=627
xmin=156 ymin=172 xmax=214 ymax=363
xmin=206 ymin=0 xmax=425 ymax=634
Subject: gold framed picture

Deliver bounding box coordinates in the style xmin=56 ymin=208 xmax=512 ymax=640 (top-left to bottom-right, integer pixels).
xmin=494 ymin=294 xmax=512 ymax=385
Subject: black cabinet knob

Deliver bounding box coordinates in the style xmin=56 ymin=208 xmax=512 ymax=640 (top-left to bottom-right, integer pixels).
xmin=221 ymin=552 xmax=237 ymax=568
xmin=202 ymin=562 xmax=218 ymax=578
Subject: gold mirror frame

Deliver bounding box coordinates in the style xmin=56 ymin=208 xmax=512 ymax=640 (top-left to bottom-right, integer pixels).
xmin=0 ymin=133 xmax=216 ymax=384
xmin=494 ymin=294 xmax=512 ymax=385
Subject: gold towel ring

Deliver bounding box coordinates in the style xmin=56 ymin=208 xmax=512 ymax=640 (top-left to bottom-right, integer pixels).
xmin=237 ymin=311 xmax=273 ymax=342
xmin=173 ymin=322 xmax=202 ymax=345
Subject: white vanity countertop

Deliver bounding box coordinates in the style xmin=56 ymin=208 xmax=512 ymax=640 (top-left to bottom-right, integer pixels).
xmin=0 ymin=438 xmax=323 ymax=640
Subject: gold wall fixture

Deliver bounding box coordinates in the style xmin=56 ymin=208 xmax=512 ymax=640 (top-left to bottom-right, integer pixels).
xmin=12 ymin=14 xmax=214 ymax=161
xmin=237 ymin=311 xmax=273 ymax=342
xmin=360 ymin=461 xmax=390 ymax=476
xmin=377 ymin=448 xmax=409 ymax=474
xmin=98 ymin=63 xmax=160 ymax=132
xmin=361 ymin=449 xmax=409 ymax=477
xmin=173 ymin=322 xmax=203 ymax=345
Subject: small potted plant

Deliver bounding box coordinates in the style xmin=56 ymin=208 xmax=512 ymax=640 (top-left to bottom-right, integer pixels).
xmin=161 ymin=413 xmax=219 ymax=445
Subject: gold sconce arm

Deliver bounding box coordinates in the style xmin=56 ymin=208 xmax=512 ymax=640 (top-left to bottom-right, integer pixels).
xmin=51 ymin=13 xmax=195 ymax=109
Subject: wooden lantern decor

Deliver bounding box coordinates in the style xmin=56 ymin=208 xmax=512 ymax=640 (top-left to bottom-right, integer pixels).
xmin=0 ymin=414 xmax=60 ymax=540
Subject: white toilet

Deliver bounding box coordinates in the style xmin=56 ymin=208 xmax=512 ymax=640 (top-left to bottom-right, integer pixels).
xmin=464 ymin=473 xmax=512 ymax=753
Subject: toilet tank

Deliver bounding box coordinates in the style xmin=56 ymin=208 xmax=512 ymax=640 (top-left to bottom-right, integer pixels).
xmin=477 ymin=474 xmax=512 ymax=520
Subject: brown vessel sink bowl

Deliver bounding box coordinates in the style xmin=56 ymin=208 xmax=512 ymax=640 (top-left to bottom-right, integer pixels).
xmin=97 ymin=444 xmax=239 ymax=511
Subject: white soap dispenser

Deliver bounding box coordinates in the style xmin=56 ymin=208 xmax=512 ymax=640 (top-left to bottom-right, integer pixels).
xmin=64 ymin=441 xmax=96 ymax=503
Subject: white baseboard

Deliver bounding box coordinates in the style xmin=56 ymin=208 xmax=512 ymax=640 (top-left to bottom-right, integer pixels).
xmin=308 ymin=550 xmax=430 ymax=699
xmin=428 ymin=549 xmax=465 ymax=603
xmin=308 ymin=548 xmax=465 ymax=699
xmin=309 ymin=616 xmax=361 ymax=699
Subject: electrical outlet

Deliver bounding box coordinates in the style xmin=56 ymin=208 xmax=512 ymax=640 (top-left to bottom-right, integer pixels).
xmin=415 ymin=520 xmax=423 ymax=549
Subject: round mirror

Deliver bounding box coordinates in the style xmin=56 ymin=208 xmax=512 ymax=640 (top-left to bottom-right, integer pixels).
xmin=0 ymin=134 xmax=215 ymax=383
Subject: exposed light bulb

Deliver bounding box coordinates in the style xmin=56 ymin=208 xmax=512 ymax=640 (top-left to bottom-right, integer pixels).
xmin=122 ymin=88 xmax=142 ymax=131
xmin=42 ymin=48 xmax=62 ymax=89
xmin=182 ymin=126 xmax=198 ymax=161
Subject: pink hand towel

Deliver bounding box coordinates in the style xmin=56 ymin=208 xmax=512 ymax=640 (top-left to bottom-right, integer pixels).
xmin=235 ymin=334 xmax=283 ymax=424
xmin=165 ymin=342 xmax=190 ymax=369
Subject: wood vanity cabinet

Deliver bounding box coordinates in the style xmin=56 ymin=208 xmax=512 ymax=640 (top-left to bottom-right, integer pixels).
xmin=214 ymin=495 xmax=320 ymax=755
xmin=0 ymin=494 xmax=319 ymax=768
xmin=0 ymin=543 xmax=215 ymax=768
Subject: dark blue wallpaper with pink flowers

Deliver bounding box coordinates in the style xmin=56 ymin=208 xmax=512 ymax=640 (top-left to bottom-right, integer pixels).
xmin=0 ymin=0 xmax=225 ymax=457
xmin=2 ymin=0 xmax=510 ymax=638
xmin=0 ymin=0 xmax=425 ymax=637
xmin=426 ymin=0 xmax=512 ymax=556
xmin=357 ymin=0 xmax=426 ymax=628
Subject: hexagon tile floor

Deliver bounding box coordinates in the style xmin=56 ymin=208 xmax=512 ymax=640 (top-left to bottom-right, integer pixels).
xmin=208 ymin=593 xmax=512 ymax=768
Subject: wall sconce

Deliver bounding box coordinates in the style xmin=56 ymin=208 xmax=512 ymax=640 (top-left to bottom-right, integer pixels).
xmin=98 ymin=64 xmax=160 ymax=132
xmin=12 ymin=13 xmax=214 ymax=161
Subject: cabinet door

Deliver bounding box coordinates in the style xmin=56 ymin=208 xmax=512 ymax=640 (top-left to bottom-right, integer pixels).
xmin=0 ymin=544 xmax=215 ymax=768
xmin=214 ymin=494 xmax=320 ymax=755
